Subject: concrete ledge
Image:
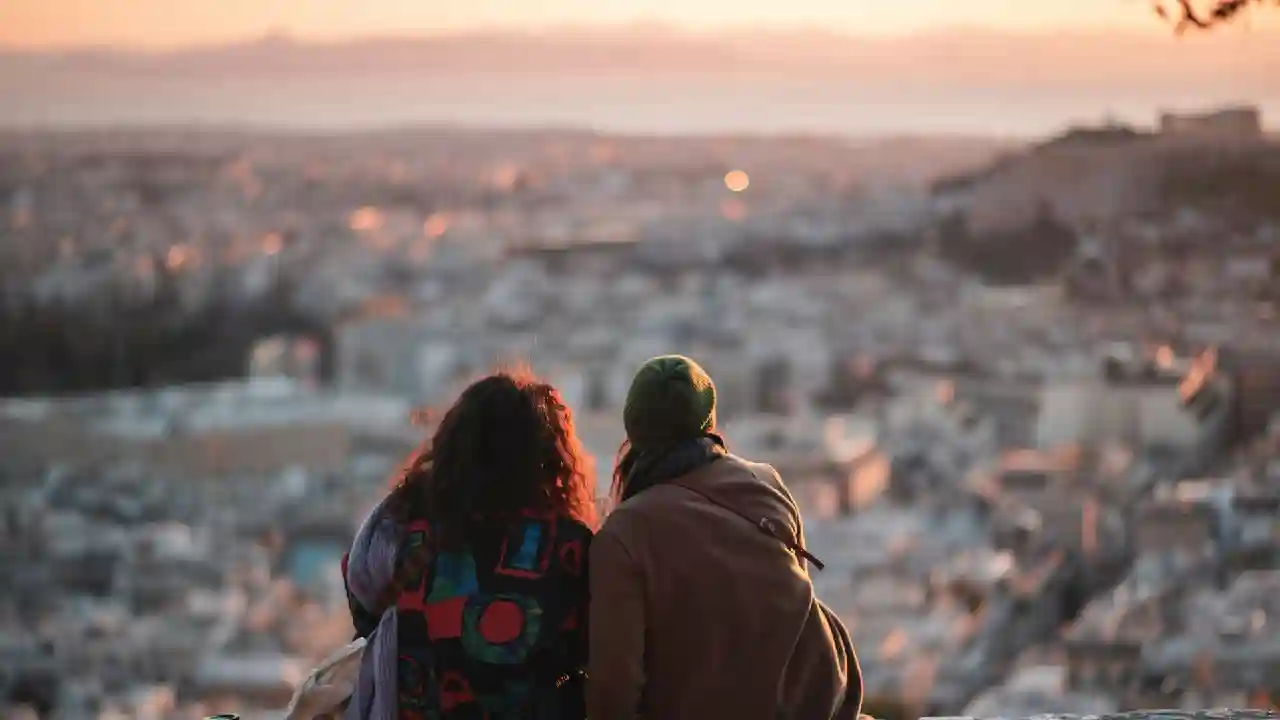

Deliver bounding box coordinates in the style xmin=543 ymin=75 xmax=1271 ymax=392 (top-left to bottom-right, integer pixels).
xmin=923 ymin=710 xmax=1277 ymax=720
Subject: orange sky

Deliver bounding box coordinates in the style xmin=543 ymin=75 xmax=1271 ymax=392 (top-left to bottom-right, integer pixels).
xmin=1 ymin=0 xmax=1249 ymax=49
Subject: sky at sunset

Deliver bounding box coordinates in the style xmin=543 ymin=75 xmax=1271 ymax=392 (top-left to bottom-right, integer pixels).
xmin=0 ymin=0 xmax=1259 ymax=48
xmin=4 ymin=0 xmax=1275 ymax=134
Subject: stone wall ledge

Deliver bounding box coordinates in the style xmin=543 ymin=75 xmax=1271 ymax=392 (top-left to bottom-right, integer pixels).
xmin=923 ymin=710 xmax=1277 ymax=720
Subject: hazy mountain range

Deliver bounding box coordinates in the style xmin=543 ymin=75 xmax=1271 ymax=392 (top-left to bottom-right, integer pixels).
xmin=2 ymin=28 xmax=1276 ymax=136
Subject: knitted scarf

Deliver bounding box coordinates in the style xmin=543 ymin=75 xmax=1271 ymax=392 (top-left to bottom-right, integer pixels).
xmin=620 ymin=435 xmax=727 ymax=502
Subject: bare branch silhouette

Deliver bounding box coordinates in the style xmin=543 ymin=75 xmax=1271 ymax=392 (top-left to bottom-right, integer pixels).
xmin=1154 ymin=0 xmax=1279 ymax=31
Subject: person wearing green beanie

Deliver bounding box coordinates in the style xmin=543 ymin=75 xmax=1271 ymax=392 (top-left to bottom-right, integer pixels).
xmin=588 ymin=355 xmax=862 ymax=720
xmin=612 ymin=354 xmax=723 ymax=501
xmin=623 ymin=354 xmax=718 ymax=452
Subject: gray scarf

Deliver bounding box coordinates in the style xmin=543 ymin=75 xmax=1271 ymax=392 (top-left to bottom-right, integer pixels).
xmin=342 ymin=497 xmax=400 ymax=720
xmin=620 ymin=435 xmax=726 ymax=502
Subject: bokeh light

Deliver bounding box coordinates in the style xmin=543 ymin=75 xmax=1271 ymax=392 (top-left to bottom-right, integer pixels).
xmin=724 ymin=169 xmax=750 ymax=193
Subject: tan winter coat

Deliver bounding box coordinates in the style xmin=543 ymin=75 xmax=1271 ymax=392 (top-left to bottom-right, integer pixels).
xmin=588 ymin=454 xmax=861 ymax=720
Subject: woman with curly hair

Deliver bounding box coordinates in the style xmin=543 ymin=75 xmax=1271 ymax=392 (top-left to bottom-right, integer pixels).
xmin=342 ymin=369 xmax=596 ymax=720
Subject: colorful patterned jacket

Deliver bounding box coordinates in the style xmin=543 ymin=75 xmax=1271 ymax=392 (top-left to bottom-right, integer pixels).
xmin=343 ymin=506 xmax=592 ymax=720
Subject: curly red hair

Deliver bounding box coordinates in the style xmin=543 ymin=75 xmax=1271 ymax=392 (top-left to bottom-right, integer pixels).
xmin=386 ymin=367 xmax=597 ymax=547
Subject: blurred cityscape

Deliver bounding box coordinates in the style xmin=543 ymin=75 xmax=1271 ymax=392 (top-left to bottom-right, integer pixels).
xmin=0 ymin=101 xmax=1278 ymax=719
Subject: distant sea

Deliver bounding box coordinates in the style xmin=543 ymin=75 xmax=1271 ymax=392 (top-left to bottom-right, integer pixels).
xmin=3 ymin=71 xmax=1277 ymax=137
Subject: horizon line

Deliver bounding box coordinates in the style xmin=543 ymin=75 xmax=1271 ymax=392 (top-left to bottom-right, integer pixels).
xmin=3 ymin=20 xmax=1268 ymax=55
xmin=9 ymin=117 xmax=1278 ymax=141
xmin=0 ymin=119 xmax=1041 ymax=143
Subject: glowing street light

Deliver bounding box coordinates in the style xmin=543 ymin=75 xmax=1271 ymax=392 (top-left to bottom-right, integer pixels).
xmin=348 ymin=206 xmax=384 ymax=232
xmin=262 ymin=232 xmax=284 ymax=256
xmin=724 ymin=169 xmax=750 ymax=193
xmin=423 ymin=213 xmax=451 ymax=239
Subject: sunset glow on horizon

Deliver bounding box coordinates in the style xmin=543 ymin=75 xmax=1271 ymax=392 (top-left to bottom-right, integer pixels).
xmin=5 ymin=0 xmax=1271 ymax=49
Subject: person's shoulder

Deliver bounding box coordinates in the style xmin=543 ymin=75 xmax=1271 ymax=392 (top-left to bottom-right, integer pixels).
xmin=723 ymin=454 xmax=802 ymax=511
xmin=606 ymin=481 xmax=687 ymax=519
xmin=732 ymin=453 xmax=779 ymax=476
xmin=594 ymin=491 xmax=664 ymax=541
xmin=721 ymin=454 xmax=786 ymax=487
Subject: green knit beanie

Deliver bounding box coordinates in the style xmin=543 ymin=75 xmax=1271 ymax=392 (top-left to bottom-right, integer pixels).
xmin=623 ymin=355 xmax=717 ymax=452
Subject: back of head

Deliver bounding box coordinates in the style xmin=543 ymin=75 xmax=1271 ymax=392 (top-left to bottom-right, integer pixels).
xmin=614 ymin=355 xmax=719 ymax=502
xmin=390 ymin=368 xmax=596 ymax=544
xmin=622 ymin=354 xmax=717 ymax=452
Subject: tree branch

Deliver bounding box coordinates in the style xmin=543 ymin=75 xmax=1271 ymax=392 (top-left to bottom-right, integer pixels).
xmin=1154 ymin=0 xmax=1278 ymax=31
